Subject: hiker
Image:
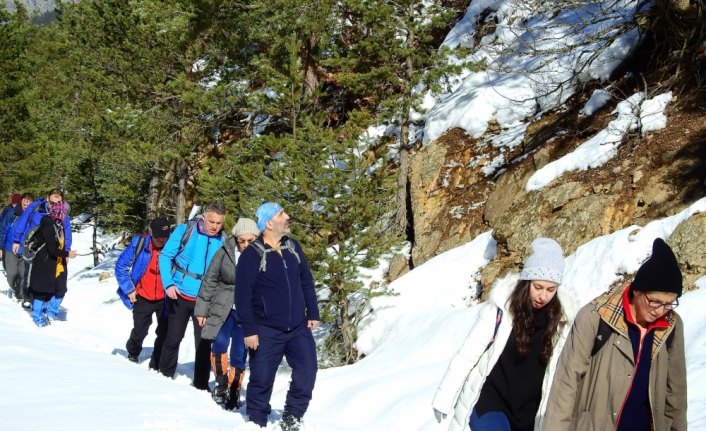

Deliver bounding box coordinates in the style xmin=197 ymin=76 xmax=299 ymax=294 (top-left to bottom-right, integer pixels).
xmin=11 ymin=188 xmax=72 ymax=308
xmin=433 ymin=237 xmax=567 ymax=431
xmin=115 ymin=217 xmax=171 ymax=369
xmin=28 ymin=201 xmax=77 ymax=326
xmin=542 ymin=238 xmax=686 ymax=431
xmin=0 ymin=193 xmax=22 ymax=259
xmin=158 ymin=201 xmax=226 ymax=390
xmin=1 ymin=192 xmax=33 ymax=301
xmin=235 ymin=203 xmax=320 ymax=431
xmin=195 ymin=217 xmax=260 ymax=410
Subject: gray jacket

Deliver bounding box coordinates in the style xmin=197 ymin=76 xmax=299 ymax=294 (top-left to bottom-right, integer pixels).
xmin=195 ymin=236 xmax=238 ymax=340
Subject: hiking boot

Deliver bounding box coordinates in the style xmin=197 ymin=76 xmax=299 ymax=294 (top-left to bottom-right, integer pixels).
xmin=22 ymin=301 xmax=31 ymax=309
xmin=127 ymin=354 xmax=139 ymax=363
xmin=224 ymin=385 xmax=241 ymax=410
xmin=279 ymin=414 xmax=302 ymax=431
xmin=211 ymin=384 xmax=228 ymax=406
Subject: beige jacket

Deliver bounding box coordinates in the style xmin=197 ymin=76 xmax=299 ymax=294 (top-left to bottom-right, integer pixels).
xmin=542 ymin=285 xmax=687 ymax=431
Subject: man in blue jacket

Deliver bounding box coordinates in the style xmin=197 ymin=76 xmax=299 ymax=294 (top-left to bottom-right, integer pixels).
xmin=158 ymin=201 xmax=226 ymax=390
xmin=11 ymin=188 xmax=70 ymax=308
xmin=115 ymin=217 xmax=171 ymax=369
xmin=236 ymin=202 xmax=320 ymax=431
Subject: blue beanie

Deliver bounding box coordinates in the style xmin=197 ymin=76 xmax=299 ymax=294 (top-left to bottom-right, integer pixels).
xmin=256 ymin=202 xmax=283 ymax=232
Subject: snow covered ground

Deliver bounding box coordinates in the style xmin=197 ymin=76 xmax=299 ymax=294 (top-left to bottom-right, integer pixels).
xmin=1 ymin=199 xmax=705 ymax=430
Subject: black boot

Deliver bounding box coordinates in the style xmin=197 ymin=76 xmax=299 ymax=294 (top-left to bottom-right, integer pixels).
xmin=279 ymin=414 xmax=302 ymax=431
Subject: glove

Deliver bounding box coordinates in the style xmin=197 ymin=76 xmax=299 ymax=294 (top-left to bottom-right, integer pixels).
xmin=433 ymin=409 xmax=447 ymax=423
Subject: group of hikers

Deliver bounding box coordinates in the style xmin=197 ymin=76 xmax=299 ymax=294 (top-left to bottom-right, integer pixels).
xmin=2 ymin=189 xmax=687 ymax=430
xmin=113 ymin=200 xmax=318 ymax=431
xmin=1 ymin=188 xmax=76 ymax=326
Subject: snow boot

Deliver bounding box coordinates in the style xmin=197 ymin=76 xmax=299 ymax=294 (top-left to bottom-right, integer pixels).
xmin=224 ymin=367 xmax=246 ymax=410
xmin=210 ymin=353 xmax=229 ymax=406
xmin=279 ymin=414 xmax=302 ymax=431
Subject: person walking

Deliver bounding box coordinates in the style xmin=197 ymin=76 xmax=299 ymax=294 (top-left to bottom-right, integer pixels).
xmin=236 ymin=202 xmax=320 ymax=431
xmin=542 ymin=238 xmax=686 ymax=431
xmin=195 ymin=217 xmax=260 ymax=410
xmin=158 ymin=201 xmax=226 ymax=390
xmin=11 ymin=188 xmax=72 ymax=308
xmin=27 ymin=201 xmax=77 ymax=326
xmin=115 ymin=217 xmax=171 ymax=369
xmin=1 ymin=192 xmax=33 ymax=301
xmin=433 ymin=237 xmax=567 ymax=431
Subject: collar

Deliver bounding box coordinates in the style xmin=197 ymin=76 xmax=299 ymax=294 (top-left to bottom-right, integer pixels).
xmin=621 ymin=285 xmax=670 ymax=332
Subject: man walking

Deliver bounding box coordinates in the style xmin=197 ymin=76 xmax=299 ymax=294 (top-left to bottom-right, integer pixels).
xmin=158 ymin=201 xmax=226 ymax=390
xmin=1 ymin=193 xmax=32 ymax=301
xmin=236 ymin=202 xmax=320 ymax=430
xmin=115 ymin=217 xmax=171 ymax=369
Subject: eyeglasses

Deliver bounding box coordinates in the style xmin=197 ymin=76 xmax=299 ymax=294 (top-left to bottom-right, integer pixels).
xmin=644 ymin=294 xmax=679 ymax=310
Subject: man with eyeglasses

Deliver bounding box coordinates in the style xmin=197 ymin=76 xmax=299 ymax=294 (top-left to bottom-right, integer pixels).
xmin=543 ymin=238 xmax=686 ymax=431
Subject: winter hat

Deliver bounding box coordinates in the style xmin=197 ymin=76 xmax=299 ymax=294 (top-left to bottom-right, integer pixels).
xmin=11 ymin=193 xmax=21 ymax=205
xmin=631 ymin=238 xmax=683 ymax=297
xmin=256 ymin=202 xmax=283 ymax=232
xmin=232 ymin=217 xmax=260 ymax=238
xmin=49 ymin=200 xmax=68 ymax=220
xmin=519 ymin=237 xmax=565 ymax=285
xmin=150 ymin=217 xmax=171 ymax=239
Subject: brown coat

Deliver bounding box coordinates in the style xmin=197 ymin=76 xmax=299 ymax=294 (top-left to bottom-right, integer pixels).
xmin=542 ymin=285 xmax=687 ymax=431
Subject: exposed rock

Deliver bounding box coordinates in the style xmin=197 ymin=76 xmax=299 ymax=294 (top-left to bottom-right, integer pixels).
xmin=669 ymin=212 xmax=706 ymax=291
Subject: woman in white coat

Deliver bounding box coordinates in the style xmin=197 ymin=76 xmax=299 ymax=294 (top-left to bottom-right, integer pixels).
xmin=432 ymin=238 xmax=567 ymax=431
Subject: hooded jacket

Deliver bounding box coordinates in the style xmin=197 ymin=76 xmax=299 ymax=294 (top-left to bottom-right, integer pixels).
xmin=542 ymin=284 xmax=687 ymax=431
xmin=432 ymin=274 xmax=569 ymax=431
xmin=195 ymin=236 xmax=239 ymax=340
xmin=158 ymin=220 xmax=223 ymax=300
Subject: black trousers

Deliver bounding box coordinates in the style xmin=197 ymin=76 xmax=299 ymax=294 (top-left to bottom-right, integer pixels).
xmin=126 ymin=295 xmax=168 ymax=369
xmin=158 ymin=296 xmax=212 ymax=390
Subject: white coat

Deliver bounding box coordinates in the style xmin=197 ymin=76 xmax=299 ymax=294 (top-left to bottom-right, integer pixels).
xmin=431 ymin=273 xmax=569 ymax=431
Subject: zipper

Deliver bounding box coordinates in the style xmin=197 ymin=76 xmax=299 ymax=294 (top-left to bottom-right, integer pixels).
xmin=281 ymin=250 xmax=292 ymax=330
xmin=616 ymin=330 xmax=646 ymax=425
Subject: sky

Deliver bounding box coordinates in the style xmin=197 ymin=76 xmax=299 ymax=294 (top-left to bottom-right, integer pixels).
xmin=2 ymin=0 xmax=704 ymax=430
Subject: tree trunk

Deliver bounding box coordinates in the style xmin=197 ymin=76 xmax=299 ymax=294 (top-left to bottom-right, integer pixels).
xmin=339 ymin=295 xmax=357 ymax=364
xmin=146 ymin=168 xmax=161 ymax=223
xmin=92 ymin=212 xmax=99 ymax=267
xmin=175 ymin=159 xmax=188 ymax=224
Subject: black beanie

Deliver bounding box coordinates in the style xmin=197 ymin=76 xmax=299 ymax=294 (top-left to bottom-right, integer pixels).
xmin=631 ymin=238 xmax=683 ymax=297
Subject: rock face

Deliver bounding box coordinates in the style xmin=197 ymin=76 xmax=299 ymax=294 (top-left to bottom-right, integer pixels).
xmin=402 ymin=93 xmax=706 ymax=293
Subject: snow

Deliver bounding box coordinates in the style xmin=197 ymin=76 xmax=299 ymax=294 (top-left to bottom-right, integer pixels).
xmin=525 ymin=91 xmax=672 ymax=191
xmin=579 ymin=89 xmax=612 ymax=117
xmin=2 ymin=0 xmax=702 ymax=429
xmin=2 ymin=200 xmax=705 ymax=430
xmin=423 ymin=0 xmax=644 ymax=149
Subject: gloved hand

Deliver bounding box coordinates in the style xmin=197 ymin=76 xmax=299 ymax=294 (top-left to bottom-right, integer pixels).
xmin=433 ymin=409 xmax=447 ymax=423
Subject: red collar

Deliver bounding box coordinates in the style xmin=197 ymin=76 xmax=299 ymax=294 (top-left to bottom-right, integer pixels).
xmin=622 ymin=285 xmax=669 ymax=331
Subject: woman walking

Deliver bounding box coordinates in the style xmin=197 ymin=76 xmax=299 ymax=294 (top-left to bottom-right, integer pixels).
xmin=433 ymin=237 xmax=567 ymax=431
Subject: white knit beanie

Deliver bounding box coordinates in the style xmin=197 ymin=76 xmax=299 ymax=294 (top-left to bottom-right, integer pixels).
xmin=232 ymin=218 xmax=260 ymax=237
xmin=519 ymin=237 xmax=565 ymax=284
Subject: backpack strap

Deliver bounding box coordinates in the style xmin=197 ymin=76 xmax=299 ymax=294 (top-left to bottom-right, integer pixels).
xmin=128 ymin=234 xmax=147 ymax=276
xmin=591 ymin=318 xmax=613 ymax=357
xmin=249 ymin=239 xmax=301 ymax=272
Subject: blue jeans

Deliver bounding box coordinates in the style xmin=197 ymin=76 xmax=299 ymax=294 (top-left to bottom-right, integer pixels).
xmin=211 ymin=310 xmax=247 ymax=369
xmin=470 ymin=409 xmax=533 ymax=431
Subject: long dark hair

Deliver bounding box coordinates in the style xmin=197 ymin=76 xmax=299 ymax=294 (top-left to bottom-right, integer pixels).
xmin=507 ymin=280 xmax=564 ymax=365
